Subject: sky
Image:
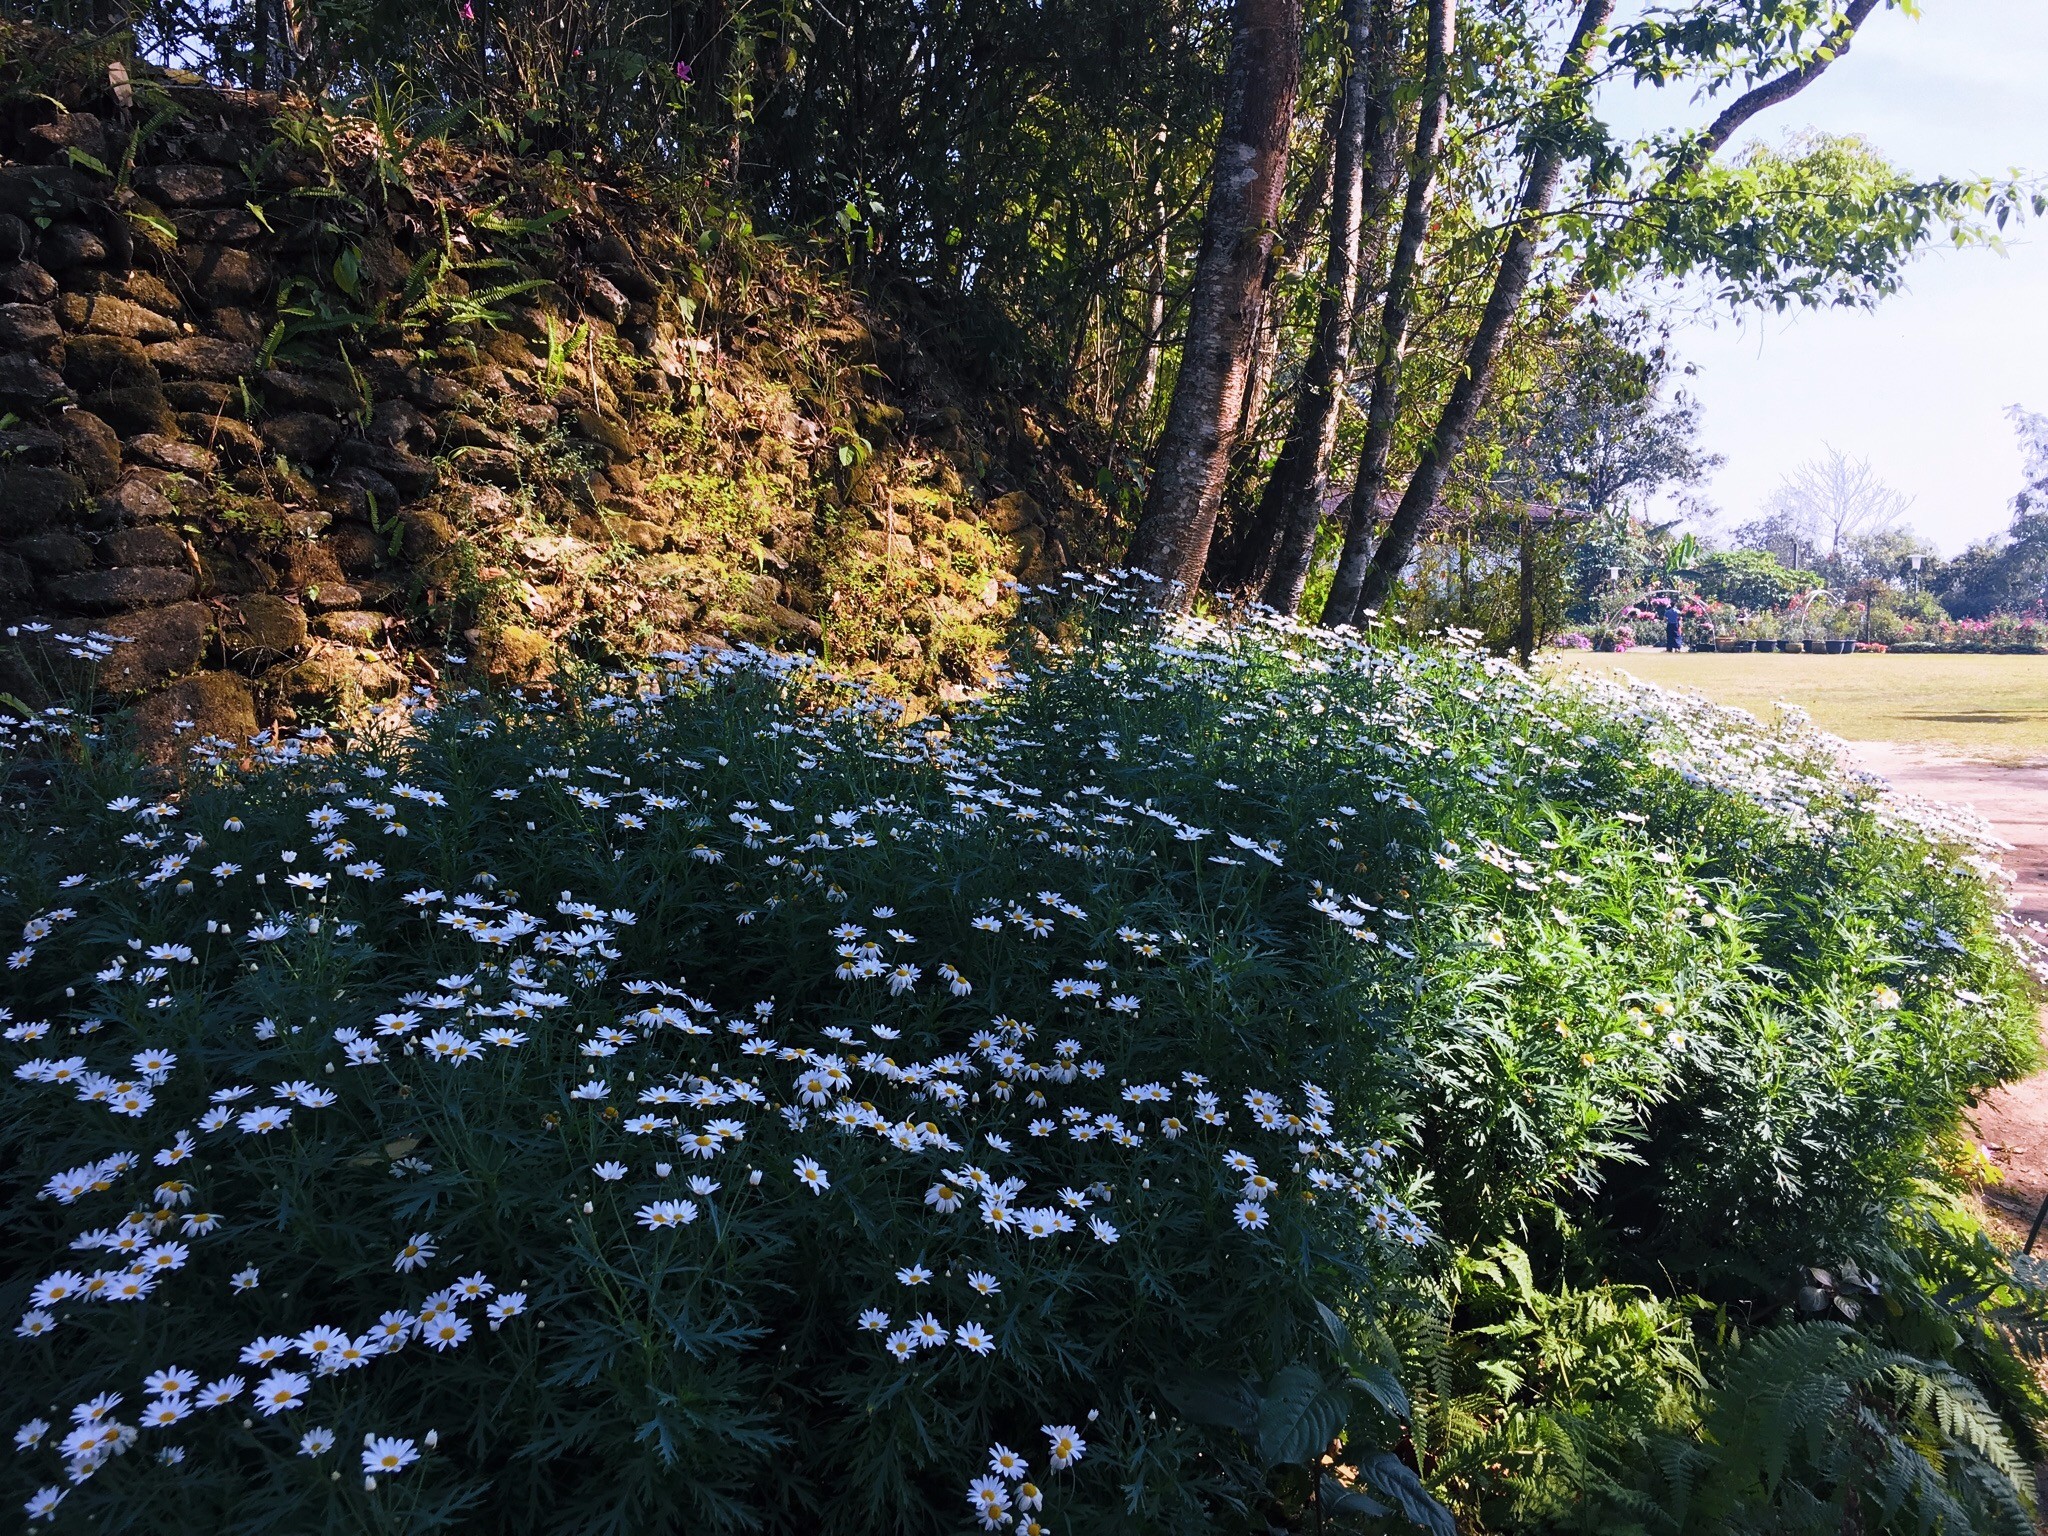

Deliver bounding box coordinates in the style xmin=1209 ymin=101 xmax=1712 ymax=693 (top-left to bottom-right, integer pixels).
xmin=1599 ymin=0 xmax=2048 ymax=554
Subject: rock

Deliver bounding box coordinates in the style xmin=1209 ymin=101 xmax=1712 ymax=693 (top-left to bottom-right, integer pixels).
xmin=0 ymin=261 xmax=57 ymax=304
xmin=61 ymin=333 xmax=155 ymax=393
xmin=126 ymin=435 xmax=217 ymax=476
xmin=258 ymin=411 xmax=342 ymax=465
xmin=368 ymin=397 xmax=434 ymax=450
xmin=181 ymin=246 xmax=269 ymax=305
xmin=55 ymin=292 xmax=179 ymax=341
xmin=260 ymin=368 xmax=362 ymax=415
xmin=768 ymin=602 xmax=824 ymax=643
xmin=472 ymin=623 xmax=552 ymax=684
xmin=399 ymin=509 xmax=457 ymax=560
xmin=178 ymin=414 xmax=264 ymax=465
xmin=334 ymin=439 xmax=435 ymax=498
xmin=607 ymin=517 xmax=667 ymax=553
xmin=100 ymin=477 xmax=176 ymax=524
xmin=35 ymin=223 xmax=106 ymax=270
xmin=405 ymin=369 xmax=465 ymax=410
xmin=172 ymin=207 xmax=264 ymax=245
xmin=161 ymin=380 xmax=235 ymax=414
xmin=452 ymin=446 xmax=523 ymax=489
xmin=0 ymin=165 xmax=92 ymax=218
xmin=54 ymin=409 xmax=122 ymax=491
xmin=13 ymin=530 xmax=93 ymax=572
xmin=47 ymin=565 xmax=196 ymax=611
xmin=437 ymin=413 xmax=509 ymax=451
xmin=0 ymin=466 xmax=82 ymax=535
xmin=132 ymin=164 xmax=237 ymax=207
xmin=314 ymin=608 xmax=387 ymax=645
xmin=0 ymin=549 xmax=30 ymax=603
xmin=208 ymin=306 xmax=265 ymax=347
xmin=98 ymin=601 xmax=206 ymax=694
xmin=0 ymin=215 xmax=31 ymax=262
xmin=324 ymin=464 xmax=399 ymax=517
xmin=574 ymin=405 xmax=636 ymax=461
xmin=25 ymin=113 xmax=109 ymax=159
xmin=0 ymin=353 xmax=70 ymax=411
xmin=224 ymin=592 xmax=307 ymax=660
xmin=133 ymin=672 xmax=258 ymax=765
xmin=82 ymin=386 xmax=174 ymax=438
xmin=326 ymin=523 xmax=388 ymax=575
xmin=115 ymin=272 xmax=183 ymax=314
xmin=981 ymin=490 xmax=1039 ymax=534
xmin=507 ymin=402 xmax=558 ymax=436
xmin=148 ymin=336 xmax=260 ymax=380
xmin=281 ymin=639 xmax=406 ymax=703
xmin=0 ymin=428 xmax=62 ymax=464
xmin=99 ymin=526 xmax=187 ymax=567
xmin=582 ymin=272 xmax=630 ymax=325
xmin=0 ymin=302 xmax=61 ymax=360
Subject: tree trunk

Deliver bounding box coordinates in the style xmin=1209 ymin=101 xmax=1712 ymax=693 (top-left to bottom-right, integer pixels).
xmin=1124 ymin=0 xmax=1302 ymax=601
xmin=1227 ymin=103 xmax=1340 ymax=457
xmin=1515 ymin=515 xmax=1536 ymax=664
xmin=1133 ymin=127 xmax=1171 ymax=424
xmin=1318 ymin=0 xmax=1456 ymax=625
xmin=1345 ymin=0 xmax=1613 ymax=620
xmin=1241 ymin=0 xmax=1401 ymax=609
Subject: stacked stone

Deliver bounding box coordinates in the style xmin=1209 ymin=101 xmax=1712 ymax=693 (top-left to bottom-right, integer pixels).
xmin=0 ymin=90 xmax=677 ymax=756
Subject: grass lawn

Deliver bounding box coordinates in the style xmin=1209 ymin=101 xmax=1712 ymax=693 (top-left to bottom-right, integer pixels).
xmin=1547 ymin=650 xmax=2048 ymax=760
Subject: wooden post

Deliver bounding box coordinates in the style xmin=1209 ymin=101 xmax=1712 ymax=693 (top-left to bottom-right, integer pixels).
xmin=1515 ymin=514 xmax=1536 ymax=666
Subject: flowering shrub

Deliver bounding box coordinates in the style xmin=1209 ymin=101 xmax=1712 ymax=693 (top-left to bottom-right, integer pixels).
xmin=1879 ymin=613 xmax=2048 ymax=652
xmin=1 ymin=576 xmax=2036 ymax=1533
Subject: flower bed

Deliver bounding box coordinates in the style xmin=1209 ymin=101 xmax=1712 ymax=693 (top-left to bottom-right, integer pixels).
xmin=2 ymin=578 xmax=2038 ymax=1533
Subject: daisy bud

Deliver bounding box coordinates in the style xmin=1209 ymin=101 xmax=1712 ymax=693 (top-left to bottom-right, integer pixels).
xmin=582 ymin=1201 xmax=593 ymax=1214
xmin=749 ymin=1169 xmax=763 ymax=1186
xmin=424 ymin=1430 xmax=437 ymax=1449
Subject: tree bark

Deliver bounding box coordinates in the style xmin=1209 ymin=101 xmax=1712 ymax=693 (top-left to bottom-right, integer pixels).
xmin=1238 ymin=0 xmax=1401 ymax=609
xmin=1133 ymin=136 xmax=1171 ymax=423
xmin=1124 ymin=0 xmax=1302 ymax=601
xmin=1317 ymin=0 xmax=1456 ymax=625
xmin=1227 ymin=98 xmax=1341 ymax=458
xmin=1344 ymin=0 xmax=1612 ymax=621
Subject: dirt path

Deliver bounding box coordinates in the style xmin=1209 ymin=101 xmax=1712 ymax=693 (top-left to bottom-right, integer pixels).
xmin=1844 ymin=742 xmax=2048 ymax=1233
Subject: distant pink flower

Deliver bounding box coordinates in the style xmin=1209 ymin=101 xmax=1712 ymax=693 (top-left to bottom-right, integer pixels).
xmin=459 ymin=1 xmax=473 ymax=17
xmin=675 ymin=60 xmax=691 ymax=82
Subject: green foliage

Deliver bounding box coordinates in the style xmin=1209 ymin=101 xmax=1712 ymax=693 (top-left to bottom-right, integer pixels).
xmin=1 ymin=578 xmax=2041 ymax=1533
xmin=1691 ymin=548 xmax=1819 ymax=611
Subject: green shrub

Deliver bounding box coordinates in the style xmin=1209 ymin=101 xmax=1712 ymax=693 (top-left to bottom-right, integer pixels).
xmin=1 ymin=578 xmax=2039 ymax=1534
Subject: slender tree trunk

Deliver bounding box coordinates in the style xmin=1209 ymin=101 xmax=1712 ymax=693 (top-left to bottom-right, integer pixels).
xmin=1133 ymin=129 xmax=1171 ymax=423
xmin=1345 ymin=0 xmax=1611 ymax=620
xmin=1236 ymin=0 xmax=1399 ymax=608
xmin=1226 ymin=105 xmax=1340 ymax=457
xmin=1125 ymin=0 xmax=1302 ymax=599
xmin=1318 ymin=0 xmax=1456 ymax=624
xmin=1515 ymin=514 xmax=1536 ymax=664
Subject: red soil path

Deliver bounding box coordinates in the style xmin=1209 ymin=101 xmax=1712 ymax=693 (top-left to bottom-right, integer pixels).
xmin=1847 ymin=742 xmax=2048 ymax=1232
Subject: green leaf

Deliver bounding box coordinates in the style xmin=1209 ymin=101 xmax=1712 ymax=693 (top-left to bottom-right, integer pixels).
xmin=1256 ymin=1365 xmax=1349 ymax=1468
xmin=1351 ymin=1453 xmax=1455 ymax=1535
xmin=1158 ymin=1370 xmax=1259 ymax=1437
xmin=1348 ymin=1366 xmax=1410 ymax=1426
xmin=1318 ymin=1473 xmax=1391 ymax=1518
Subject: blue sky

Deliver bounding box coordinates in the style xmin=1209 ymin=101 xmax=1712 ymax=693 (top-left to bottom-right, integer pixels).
xmin=1600 ymin=0 xmax=2048 ymax=553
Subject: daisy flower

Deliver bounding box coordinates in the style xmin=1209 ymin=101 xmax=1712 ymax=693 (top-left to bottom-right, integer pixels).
xmin=793 ymin=1156 xmax=830 ymax=1195
xmin=954 ymin=1320 xmax=996 ymax=1355
xmin=1043 ymin=1424 xmax=1086 ymax=1469
xmin=393 ymin=1233 xmax=436 ymax=1272
xmin=252 ymin=1370 xmax=310 ymax=1415
xmin=362 ymin=1435 xmax=419 ymax=1475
